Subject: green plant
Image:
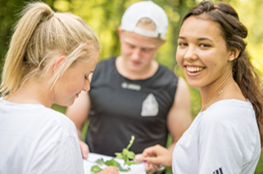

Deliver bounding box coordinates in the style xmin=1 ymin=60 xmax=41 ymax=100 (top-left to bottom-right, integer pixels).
xmin=90 ymin=135 xmax=139 ymax=173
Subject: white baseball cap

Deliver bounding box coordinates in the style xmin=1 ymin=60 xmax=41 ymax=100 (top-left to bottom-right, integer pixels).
xmin=120 ymin=1 xmax=168 ymax=39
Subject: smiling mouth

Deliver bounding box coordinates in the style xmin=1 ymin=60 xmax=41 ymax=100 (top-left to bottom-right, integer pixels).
xmin=186 ymin=66 xmax=204 ymax=73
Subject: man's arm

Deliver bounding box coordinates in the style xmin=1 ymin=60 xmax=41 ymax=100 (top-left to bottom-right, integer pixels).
xmin=135 ymin=77 xmax=192 ymax=173
xmin=167 ymin=77 xmax=192 ymax=151
xmin=66 ymin=91 xmax=91 ymax=158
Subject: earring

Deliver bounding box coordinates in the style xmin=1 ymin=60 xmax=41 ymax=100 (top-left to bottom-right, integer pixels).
xmin=230 ymin=57 xmax=234 ymax=61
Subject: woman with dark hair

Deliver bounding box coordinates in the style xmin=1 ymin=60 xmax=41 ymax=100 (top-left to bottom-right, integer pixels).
xmin=141 ymin=1 xmax=263 ymax=173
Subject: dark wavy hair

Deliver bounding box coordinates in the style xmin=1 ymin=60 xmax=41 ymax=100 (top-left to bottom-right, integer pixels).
xmin=182 ymin=1 xmax=263 ymax=147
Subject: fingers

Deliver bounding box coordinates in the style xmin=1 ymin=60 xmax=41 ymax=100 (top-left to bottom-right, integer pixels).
xmin=144 ymin=161 xmax=158 ymax=174
xmin=134 ymin=154 xmax=143 ymax=162
xmin=79 ymin=139 xmax=89 ymax=159
xmin=144 ymin=156 xmax=162 ymax=165
xmin=142 ymin=145 xmax=172 ymax=167
xmin=142 ymin=144 xmax=163 ymax=158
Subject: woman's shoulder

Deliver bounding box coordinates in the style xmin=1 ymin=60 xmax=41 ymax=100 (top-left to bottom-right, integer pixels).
xmin=205 ymin=99 xmax=253 ymax=118
xmin=40 ymin=107 xmax=77 ymax=135
xmin=199 ymin=99 xmax=255 ymax=128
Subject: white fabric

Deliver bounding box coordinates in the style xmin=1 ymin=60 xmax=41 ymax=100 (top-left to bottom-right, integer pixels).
xmin=120 ymin=1 xmax=168 ymax=39
xmin=0 ymin=98 xmax=84 ymax=174
xmin=172 ymin=99 xmax=261 ymax=174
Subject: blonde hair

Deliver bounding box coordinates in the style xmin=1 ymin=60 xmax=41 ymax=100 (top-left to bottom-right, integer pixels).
xmin=0 ymin=2 xmax=99 ymax=96
xmin=137 ymin=17 xmax=156 ymax=30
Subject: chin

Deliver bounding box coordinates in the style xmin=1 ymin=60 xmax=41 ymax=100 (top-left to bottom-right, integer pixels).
xmin=56 ymin=100 xmax=75 ymax=107
xmin=130 ymin=67 xmax=143 ymax=73
xmin=185 ymin=81 xmax=201 ymax=89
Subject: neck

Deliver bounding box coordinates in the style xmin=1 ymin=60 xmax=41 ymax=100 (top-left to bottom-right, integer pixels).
xmin=200 ymin=74 xmax=236 ymax=111
xmin=116 ymin=56 xmax=158 ymax=80
xmin=5 ymin=78 xmax=54 ymax=108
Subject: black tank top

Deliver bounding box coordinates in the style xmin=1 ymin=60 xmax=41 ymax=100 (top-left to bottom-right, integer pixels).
xmin=86 ymin=57 xmax=178 ymax=156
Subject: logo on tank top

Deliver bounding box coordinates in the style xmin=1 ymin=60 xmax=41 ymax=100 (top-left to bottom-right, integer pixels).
xmin=141 ymin=93 xmax=159 ymax=116
xmin=121 ymin=82 xmax=141 ymax=91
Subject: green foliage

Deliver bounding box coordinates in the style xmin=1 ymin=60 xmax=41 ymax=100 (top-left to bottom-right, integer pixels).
xmin=0 ymin=0 xmax=55 ymax=74
xmin=91 ymin=165 xmax=103 ymax=173
xmin=90 ymin=135 xmax=138 ymax=173
xmin=115 ymin=135 xmax=139 ymax=166
xmin=255 ymin=152 xmax=263 ymax=174
xmin=90 ymin=158 xmax=130 ymax=173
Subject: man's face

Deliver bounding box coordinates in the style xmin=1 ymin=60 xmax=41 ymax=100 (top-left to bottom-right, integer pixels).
xmin=119 ymin=29 xmax=163 ymax=74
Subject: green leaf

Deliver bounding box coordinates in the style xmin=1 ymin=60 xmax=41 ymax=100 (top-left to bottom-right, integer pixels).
xmin=122 ymin=148 xmax=128 ymax=154
xmin=125 ymin=160 xmax=131 ymax=166
xmin=115 ymin=152 xmax=123 ymax=159
xmin=104 ymin=158 xmax=117 ymax=166
xmin=90 ymin=135 xmax=139 ymax=173
xmin=126 ymin=151 xmax=135 ymax=159
xmin=115 ymin=161 xmax=130 ymax=172
xmin=91 ymin=165 xmax=103 ymax=173
xmin=126 ymin=135 xmax=135 ymax=150
xmin=95 ymin=158 xmax=104 ymax=165
xmin=114 ymin=135 xmax=140 ymax=166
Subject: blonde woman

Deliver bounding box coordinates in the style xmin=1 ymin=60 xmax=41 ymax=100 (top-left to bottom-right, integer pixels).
xmin=0 ymin=2 xmax=118 ymax=174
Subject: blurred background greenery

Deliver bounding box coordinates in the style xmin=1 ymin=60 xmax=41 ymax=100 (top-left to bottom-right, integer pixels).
xmin=1 ymin=0 xmax=262 ymax=173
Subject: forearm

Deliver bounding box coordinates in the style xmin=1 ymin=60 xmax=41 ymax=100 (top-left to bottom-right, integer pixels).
xmin=167 ymin=142 xmax=176 ymax=152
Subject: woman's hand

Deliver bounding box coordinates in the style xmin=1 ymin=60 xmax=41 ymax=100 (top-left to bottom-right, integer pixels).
xmin=98 ymin=166 xmax=119 ymax=174
xmin=79 ymin=139 xmax=89 ymax=159
xmin=134 ymin=154 xmax=158 ymax=174
xmin=142 ymin=145 xmax=172 ymax=167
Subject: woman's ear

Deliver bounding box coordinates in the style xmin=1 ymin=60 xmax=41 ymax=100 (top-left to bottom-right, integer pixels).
xmin=53 ymin=56 xmax=66 ymax=72
xmin=229 ymin=48 xmax=241 ymax=61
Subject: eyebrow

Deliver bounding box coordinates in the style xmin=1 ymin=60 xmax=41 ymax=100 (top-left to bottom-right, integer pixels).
xmin=198 ymin=38 xmax=213 ymax=42
xmin=124 ymin=39 xmax=156 ymax=49
xmin=178 ymin=36 xmax=213 ymax=42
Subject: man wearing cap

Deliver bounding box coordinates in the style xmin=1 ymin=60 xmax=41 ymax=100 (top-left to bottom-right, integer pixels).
xmin=66 ymin=1 xmax=192 ymax=173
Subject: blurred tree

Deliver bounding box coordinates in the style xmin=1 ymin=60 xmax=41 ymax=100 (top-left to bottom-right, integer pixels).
xmin=0 ymin=0 xmax=55 ymax=79
xmin=0 ymin=0 xmax=24 ymax=68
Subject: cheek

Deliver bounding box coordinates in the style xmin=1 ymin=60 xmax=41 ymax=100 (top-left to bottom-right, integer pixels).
xmin=122 ymin=44 xmax=132 ymax=54
xmin=176 ymin=51 xmax=183 ymax=66
xmin=143 ymin=52 xmax=155 ymax=60
xmin=67 ymin=77 xmax=83 ymax=92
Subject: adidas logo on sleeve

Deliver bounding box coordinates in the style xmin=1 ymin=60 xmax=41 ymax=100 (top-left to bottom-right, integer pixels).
xmin=213 ymin=167 xmax=223 ymax=174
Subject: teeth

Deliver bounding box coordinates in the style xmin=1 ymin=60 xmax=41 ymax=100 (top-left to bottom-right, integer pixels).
xmin=187 ymin=67 xmax=203 ymax=73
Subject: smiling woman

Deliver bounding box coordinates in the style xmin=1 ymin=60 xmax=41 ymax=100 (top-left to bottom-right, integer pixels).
xmin=141 ymin=1 xmax=263 ymax=174
xmin=176 ymin=15 xmax=237 ymax=95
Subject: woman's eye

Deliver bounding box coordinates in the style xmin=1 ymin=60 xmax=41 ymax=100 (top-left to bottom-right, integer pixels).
xmin=200 ymin=43 xmax=210 ymax=47
xmin=178 ymin=42 xmax=188 ymax=47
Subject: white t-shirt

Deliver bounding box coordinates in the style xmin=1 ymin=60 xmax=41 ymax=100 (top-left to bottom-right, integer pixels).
xmin=172 ymin=99 xmax=261 ymax=174
xmin=0 ymin=98 xmax=84 ymax=174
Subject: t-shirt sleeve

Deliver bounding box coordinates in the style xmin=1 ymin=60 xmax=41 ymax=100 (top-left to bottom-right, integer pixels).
xmin=198 ymin=111 xmax=243 ymax=174
xmin=27 ymin=119 xmax=84 ymax=174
